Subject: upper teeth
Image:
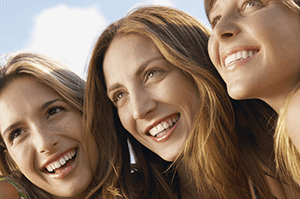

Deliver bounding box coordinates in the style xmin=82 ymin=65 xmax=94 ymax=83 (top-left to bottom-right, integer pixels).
xmin=224 ymin=50 xmax=257 ymax=67
xmin=45 ymin=150 xmax=76 ymax=173
xmin=148 ymin=116 xmax=179 ymax=137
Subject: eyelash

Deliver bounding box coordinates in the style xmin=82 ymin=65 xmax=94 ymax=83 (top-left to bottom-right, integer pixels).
xmin=46 ymin=106 xmax=64 ymax=119
xmin=5 ymin=105 xmax=65 ymax=144
xmin=112 ymin=91 xmax=126 ymax=104
xmin=210 ymin=0 xmax=263 ymax=28
xmin=144 ymin=69 xmax=163 ymax=81
xmin=112 ymin=68 xmax=165 ymax=104
xmin=242 ymin=0 xmax=263 ymax=10
xmin=8 ymin=129 xmax=23 ymax=142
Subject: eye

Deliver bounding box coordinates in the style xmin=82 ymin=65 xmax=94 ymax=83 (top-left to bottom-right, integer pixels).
xmin=144 ymin=68 xmax=164 ymax=82
xmin=242 ymin=0 xmax=264 ymax=11
xmin=47 ymin=106 xmax=64 ymax=118
xmin=112 ymin=91 xmax=126 ymax=104
xmin=9 ymin=129 xmax=23 ymax=142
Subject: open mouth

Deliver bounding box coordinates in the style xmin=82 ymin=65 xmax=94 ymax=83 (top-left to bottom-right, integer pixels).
xmin=224 ymin=49 xmax=259 ymax=67
xmin=148 ymin=114 xmax=180 ymax=138
xmin=44 ymin=149 xmax=77 ymax=174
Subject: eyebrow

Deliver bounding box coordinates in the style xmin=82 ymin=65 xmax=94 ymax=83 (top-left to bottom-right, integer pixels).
xmin=106 ymin=56 xmax=165 ymax=93
xmin=2 ymin=121 xmax=22 ymax=137
xmin=39 ymin=99 xmax=63 ymax=112
xmin=1 ymin=99 xmax=63 ymax=137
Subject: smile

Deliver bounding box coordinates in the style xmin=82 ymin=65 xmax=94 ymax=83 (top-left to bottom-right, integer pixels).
xmin=44 ymin=149 xmax=77 ymax=174
xmin=148 ymin=115 xmax=180 ymax=137
xmin=224 ymin=50 xmax=258 ymax=68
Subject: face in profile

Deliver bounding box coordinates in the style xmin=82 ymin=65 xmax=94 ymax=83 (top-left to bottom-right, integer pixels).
xmin=208 ymin=0 xmax=300 ymax=104
xmin=0 ymin=75 xmax=99 ymax=198
xmin=104 ymin=34 xmax=199 ymax=161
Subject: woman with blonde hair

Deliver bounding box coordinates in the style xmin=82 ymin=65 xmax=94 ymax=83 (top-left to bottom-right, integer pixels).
xmin=85 ymin=5 xmax=284 ymax=198
xmin=205 ymin=0 xmax=300 ymax=192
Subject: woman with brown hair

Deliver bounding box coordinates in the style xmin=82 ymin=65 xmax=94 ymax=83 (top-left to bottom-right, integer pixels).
xmin=85 ymin=5 xmax=285 ymax=199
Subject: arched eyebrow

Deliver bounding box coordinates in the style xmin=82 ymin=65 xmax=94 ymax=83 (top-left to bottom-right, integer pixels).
xmin=39 ymin=99 xmax=64 ymax=111
xmin=106 ymin=56 xmax=164 ymax=93
xmin=2 ymin=121 xmax=22 ymax=137
xmin=1 ymin=99 xmax=64 ymax=137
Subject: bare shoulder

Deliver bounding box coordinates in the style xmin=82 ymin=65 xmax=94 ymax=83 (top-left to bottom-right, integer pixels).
xmin=0 ymin=181 xmax=20 ymax=199
xmin=285 ymin=89 xmax=300 ymax=151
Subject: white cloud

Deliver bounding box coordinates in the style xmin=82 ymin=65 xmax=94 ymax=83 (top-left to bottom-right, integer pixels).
xmin=148 ymin=0 xmax=175 ymax=7
xmin=24 ymin=4 xmax=108 ymax=79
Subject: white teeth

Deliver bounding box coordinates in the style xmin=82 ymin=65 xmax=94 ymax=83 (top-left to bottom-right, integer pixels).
xmin=157 ymin=123 xmax=164 ymax=132
xmin=45 ymin=150 xmax=77 ymax=173
xmin=236 ymin=51 xmax=242 ymax=60
xmin=249 ymin=51 xmax=253 ymax=57
xmin=242 ymin=50 xmax=247 ymax=59
xmin=148 ymin=116 xmax=179 ymax=137
xmin=59 ymin=157 xmax=66 ymax=165
xmin=54 ymin=161 xmax=60 ymax=168
xmin=224 ymin=50 xmax=257 ymax=68
xmin=46 ymin=165 xmax=53 ymax=172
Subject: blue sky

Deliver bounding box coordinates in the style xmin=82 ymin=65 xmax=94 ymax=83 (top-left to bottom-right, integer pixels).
xmin=0 ymin=0 xmax=210 ymax=78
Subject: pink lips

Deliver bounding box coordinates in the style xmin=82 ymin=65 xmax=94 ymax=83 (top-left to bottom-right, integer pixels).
xmin=41 ymin=148 xmax=78 ymax=179
xmin=221 ymin=46 xmax=260 ymax=68
xmin=145 ymin=113 xmax=180 ymax=142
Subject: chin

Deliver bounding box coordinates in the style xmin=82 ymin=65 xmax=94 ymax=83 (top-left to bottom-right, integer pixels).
xmin=228 ymin=87 xmax=252 ymax=100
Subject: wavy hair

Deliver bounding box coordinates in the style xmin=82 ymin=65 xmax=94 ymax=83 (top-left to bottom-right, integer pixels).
xmin=275 ymin=82 xmax=300 ymax=189
xmin=86 ymin=5 xmax=277 ymax=199
xmin=204 ymin=0 xmax=300 ymax=193
xmin=0 ymin=51 xmax=85 ymax=198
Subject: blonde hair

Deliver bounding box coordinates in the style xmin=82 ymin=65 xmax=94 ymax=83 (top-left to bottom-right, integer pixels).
xmin=0 ymin=51 xmax=85 ymax=198
xmin=275 ymin=83 xmax=300 ymax=188
xmin=204 ymin=0 xmax=300 ymax=193
xmin=86 ymin=5 xmax=277 ymax=199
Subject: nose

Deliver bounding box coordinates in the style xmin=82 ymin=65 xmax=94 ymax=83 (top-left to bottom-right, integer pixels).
xmin=32 ymin=125 xmax=59 ymax=154
xmin=131 ymin=87 xmax=156 ymax=120
xmin=213 ymin=11 xmax=240 ymax=41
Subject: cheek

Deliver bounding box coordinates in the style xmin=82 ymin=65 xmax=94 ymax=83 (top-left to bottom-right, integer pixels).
xmin=118 ymin=109 xmax=133 ymax=134
xmin=9 ymin=147 xmax=34 ymax=174
xmin=208 ymin=35 xmax=220 ymax=66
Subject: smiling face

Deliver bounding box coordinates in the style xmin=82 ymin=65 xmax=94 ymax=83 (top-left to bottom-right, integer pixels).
xmin=0 ymin=76 xmax=99 ymax=199
xmin=103 ymin=34 xmax=199 ymax=161
xmin=208 ymin=0 xmax=300 ymax=111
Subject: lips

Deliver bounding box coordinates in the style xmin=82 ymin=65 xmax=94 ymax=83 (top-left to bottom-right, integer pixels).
xmin=42 ymin=148 xmax=77 ymax=174
xmin=148 ymin=114 xmax=180 ymax=137
xmin=222 ymin=47 xmax=260 ymax=70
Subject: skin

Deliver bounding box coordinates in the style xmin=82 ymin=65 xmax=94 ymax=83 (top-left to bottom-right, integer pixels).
xmin=208 ymin=0 xmax=300 ymax=112
xmin=104 ymin=34 xmax=199 ymax=161
xmin=207 ymin=0 xmax=300 ymax=197
xmin=0 ymin=181 xmax=19 ymax=199
xmin=0 ymin=76 xmax=99 ymax=199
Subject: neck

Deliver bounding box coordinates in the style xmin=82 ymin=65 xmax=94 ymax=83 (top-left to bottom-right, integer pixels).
xmin=261 ymin=88 xmax=293 ymax=113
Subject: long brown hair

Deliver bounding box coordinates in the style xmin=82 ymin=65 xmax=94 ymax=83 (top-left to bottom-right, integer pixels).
xmin=86 ymin=5 xmax=277 ymax=198
xmin=0 ymin=51 xmax=85 ymax=199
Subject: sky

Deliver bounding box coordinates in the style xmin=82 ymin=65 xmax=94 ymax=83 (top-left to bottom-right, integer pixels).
xmin=0 ymin=0 xmax=210 ymax=79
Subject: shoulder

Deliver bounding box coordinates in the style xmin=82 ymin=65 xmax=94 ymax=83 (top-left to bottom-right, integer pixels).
xmin=285 ymin=89 xmax=300 ymax=151
xmin=0 ymin=180 xmax=20 ymax=199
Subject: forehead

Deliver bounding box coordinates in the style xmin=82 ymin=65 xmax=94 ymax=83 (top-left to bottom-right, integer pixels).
xmin=0 ymin=76 xmax=59 ymax=112
xmin=103 ymin=34 xmax=162 ymax=81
